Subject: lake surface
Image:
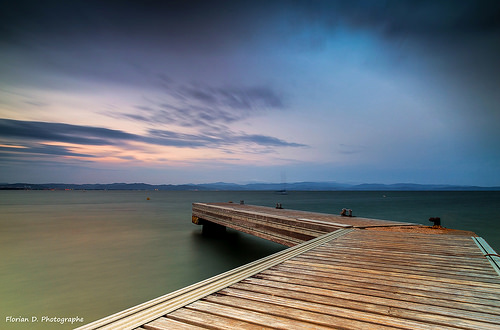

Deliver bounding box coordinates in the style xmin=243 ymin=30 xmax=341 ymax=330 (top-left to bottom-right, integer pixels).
xmin=1 ymin=190 xmax=499 ymax=329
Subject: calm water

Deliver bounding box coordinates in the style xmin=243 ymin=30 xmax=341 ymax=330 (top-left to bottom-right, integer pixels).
xmin=1 ymin=190 xmax=499 ymax=329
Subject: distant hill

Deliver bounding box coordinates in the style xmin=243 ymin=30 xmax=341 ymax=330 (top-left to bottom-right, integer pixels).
xmin=1 ymin=181 xmax=499 ymax=191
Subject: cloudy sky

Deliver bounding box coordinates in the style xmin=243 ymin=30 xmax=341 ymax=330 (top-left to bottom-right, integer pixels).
xmin=1 ymin=0 xmax=499 ymax=185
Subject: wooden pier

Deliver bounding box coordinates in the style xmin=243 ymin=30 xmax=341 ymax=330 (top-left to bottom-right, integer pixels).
xmin=191 ymin=202 xmax=419 ymax=246
xmin=77 ymin=203 xmax=500 ymax=329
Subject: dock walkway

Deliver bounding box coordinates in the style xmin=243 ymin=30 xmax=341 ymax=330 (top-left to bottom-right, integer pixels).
xmin=77 ymin=203 xmax=500 ymax=329
xmin=191 ymin=202 xmax=418 ymax=246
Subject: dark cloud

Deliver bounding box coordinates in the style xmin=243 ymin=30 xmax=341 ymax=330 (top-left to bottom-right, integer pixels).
xmin=0 ymin=0 xmax=271 ymax=53
xmin=146 ymin=128 xmax=307 ymax=148
xmin=237 ymin=134 xmax=306 ymax=148
xmin=178 ymin=84 xmax=284 ymax=110
xmin=0 ymin=119 xmax=137 ymax=146
xmin=3 ymin=1 xmax=498 ymax=56
xmin=0 ymin=119 xmax=305 ymax=153
xmin=126 ymin=81 xmax=284 ymax=128
xmin=274 ymin=1 xmax=500 ymax=42
xmin=3 ymin=0 xmax=498 ymax=96
xmin=145 ymin=129 xmax=221 ymax=148
xmin=0 ymin=144 xmax=96 ymax=158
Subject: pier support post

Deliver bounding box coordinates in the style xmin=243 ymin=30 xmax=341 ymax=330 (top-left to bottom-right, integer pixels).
xmin=193 ymin=215 xmax=226 ymax=236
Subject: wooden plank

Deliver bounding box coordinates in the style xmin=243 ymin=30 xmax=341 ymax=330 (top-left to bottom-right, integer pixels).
xmin=229 ymin=280 xmax=500 ymax=326
xmin=315 ymin=247 xmax=495 ymax=276
xmin=329 ymin=228 xmax=478 ymax=243
xmin=206 ymin=217 xmax=305 ymax=247
xmin=282 ymin=260 xmax=500 ymax=298
xmin=202 ymin=292 xmax=459 ymax=329
xmin=306 ymin=252 xmax=495 ymax=276
xmin=292 ymin=254 xmax=500 ymax=284
xmin=307 ymin=248 xmax=497 ymax=275
xmin=143 ymin=316 xmax=206 ymax=330
xmin=474 ymin=237 xmax=500 ymax=276
xmin=193 ymin=203 xmax=328 ymax=232
xmin=296 ymin=217 xmax=353 ymax=228
xmin=195 ymin=205 xmax=330 ymax=236
xmin=217 ymin=213 xmax=322 ymax=240
xmin=324 ymin=239 xmax=484 ymax=257
xmin=185 ymin=300 xmax=336 ymax=330
xmin=167 ymin=308 xmax=263 ymax=329
xmin=284 ymin=245 xmax=500 ymax=287
xmin=253 ymin=271 xmax=500 ymax=314
xmin=193 ymin=206 xmax=326 ymax=246
xmin=331 ymin=234 xmax=480 ymax=248
xmin=265 ymin=265 xmax=500 ymax=306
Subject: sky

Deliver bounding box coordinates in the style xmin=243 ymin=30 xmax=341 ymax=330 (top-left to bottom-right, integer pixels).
xmin=1 ymin=0 xmax=499 ymax=185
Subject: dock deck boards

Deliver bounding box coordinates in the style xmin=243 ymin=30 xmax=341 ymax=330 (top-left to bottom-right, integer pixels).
xmin=191 ymin=202 xmax=421 ymax=246
xmin=77 ymin=203 xmax=500 ymax=329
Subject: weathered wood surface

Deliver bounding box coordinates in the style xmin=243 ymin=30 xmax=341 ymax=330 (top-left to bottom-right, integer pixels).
xmin=77 ymin=204 xmax=500 ymax=329
xmin=192 ymin=202 xmax=419 ymax=246
xmin=141 ymin=229 xmax=499 ymax=329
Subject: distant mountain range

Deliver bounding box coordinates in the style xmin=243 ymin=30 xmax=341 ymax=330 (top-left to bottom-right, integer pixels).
xmin=1 ymin=181 xmax=499 ymax=191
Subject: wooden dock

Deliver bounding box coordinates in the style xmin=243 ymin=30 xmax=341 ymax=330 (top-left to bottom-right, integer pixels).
xmin=77 ymin=203 xmax=500 ymax=329
xmin=191 ymin=202 xmax=419 ymax=246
